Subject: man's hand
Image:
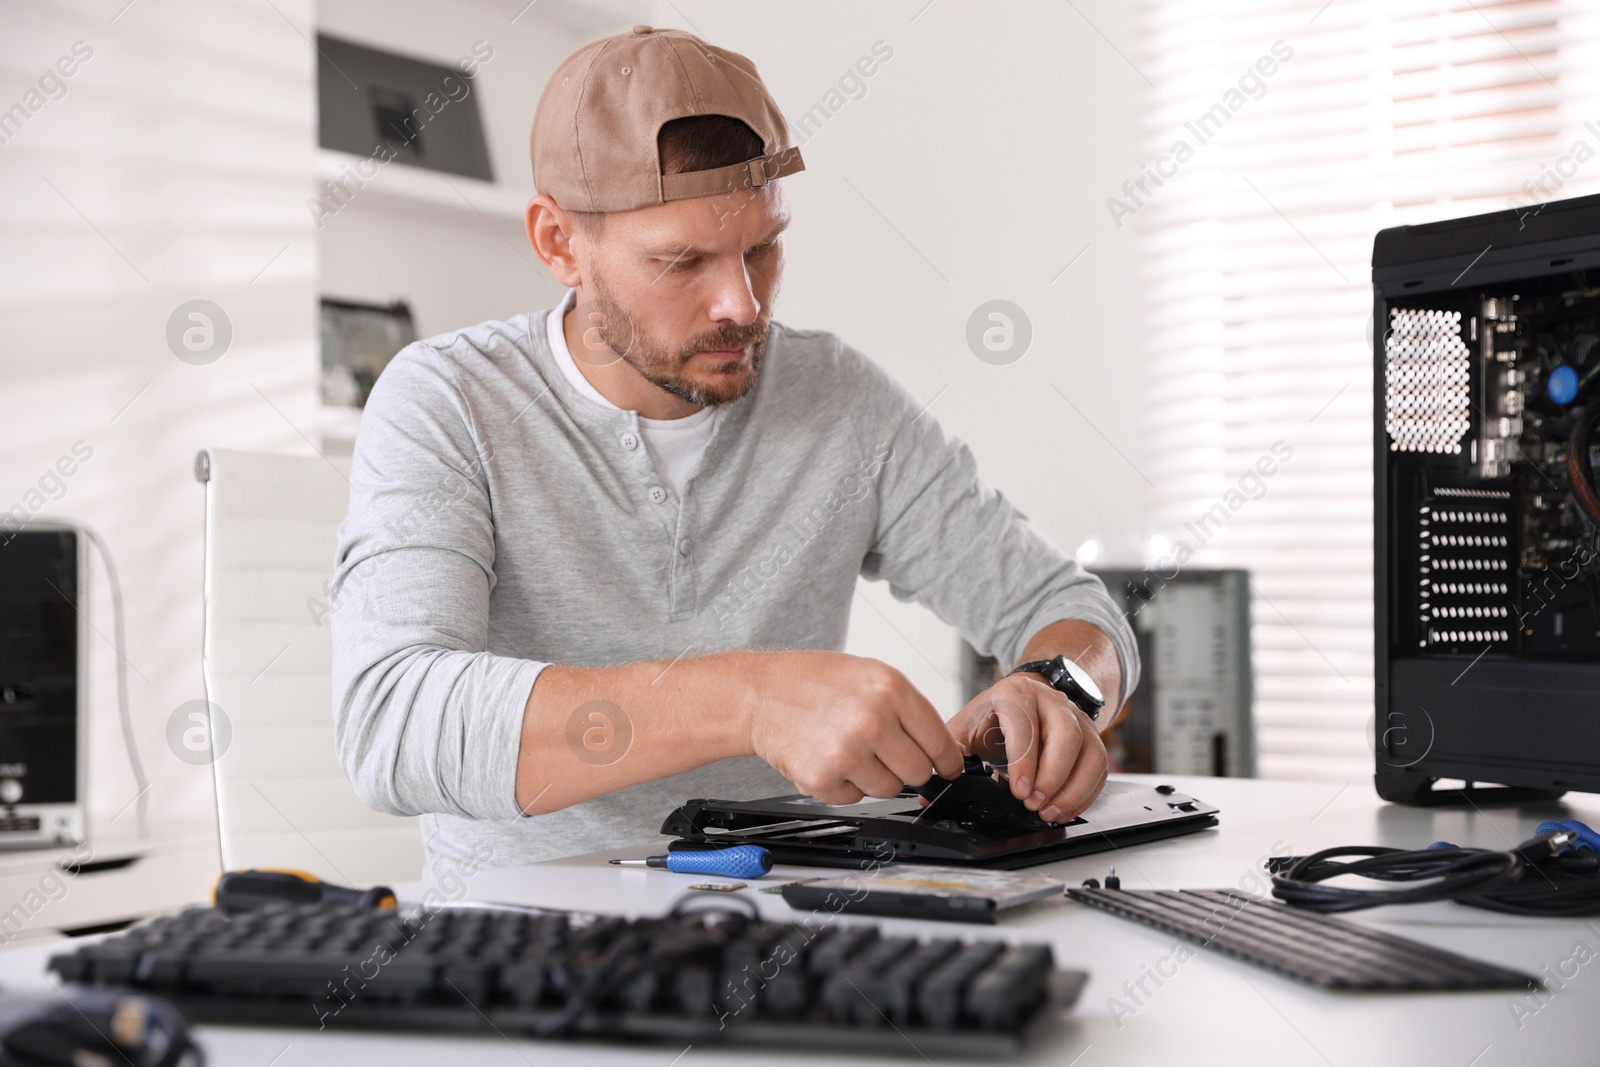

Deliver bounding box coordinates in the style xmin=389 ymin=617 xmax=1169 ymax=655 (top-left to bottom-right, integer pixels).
xmin=747 ymin=652 xmax=965 ymax=805
xmin=516 ymin=624 xmax=1120 ymax=819
xmin=944 ymin=673 xmax=1108 ymax=824
xmin=516 ymin=649 xmax=964 ymax=815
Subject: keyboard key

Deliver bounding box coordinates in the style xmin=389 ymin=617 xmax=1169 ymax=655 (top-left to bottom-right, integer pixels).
xmin=822 ymin=937 xmax=918 ymax=1024
xmin=807 ymin=925 xmax=878 ymax=976
xmin=879 ymin=938 xmax=961 ymax=1024
xmin=965 ymin=944 xmax=1055 ymax=1031
xmin=917 ymin=940 xmax=1004 ymax=1027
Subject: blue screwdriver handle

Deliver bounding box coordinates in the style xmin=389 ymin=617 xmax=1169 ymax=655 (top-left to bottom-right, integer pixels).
xmin=665 ymin=845 xmax=772 ymax=878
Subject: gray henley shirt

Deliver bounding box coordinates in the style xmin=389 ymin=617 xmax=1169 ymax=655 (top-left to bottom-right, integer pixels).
xmin=329 ymin=302 xmax=1140 ymax=876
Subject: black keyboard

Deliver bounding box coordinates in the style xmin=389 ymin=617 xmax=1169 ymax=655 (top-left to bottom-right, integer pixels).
xmin=47 ymin=899 xmax=1087 ymax=1056
xmin=1069 ymin=888 xmax=1540 ymax=991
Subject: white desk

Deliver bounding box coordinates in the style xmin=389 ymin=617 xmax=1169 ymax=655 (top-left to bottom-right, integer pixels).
xmin=2 ymin=774 xmax=1596 ymax=1065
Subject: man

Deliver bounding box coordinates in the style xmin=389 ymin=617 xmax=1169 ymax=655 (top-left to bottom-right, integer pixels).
xmin=331 ymin=25 xmax=1139 ymax=876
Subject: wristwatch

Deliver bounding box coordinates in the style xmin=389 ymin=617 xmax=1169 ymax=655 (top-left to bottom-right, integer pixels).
xmin=1010 ymin=654 xmax=1106 ymax=721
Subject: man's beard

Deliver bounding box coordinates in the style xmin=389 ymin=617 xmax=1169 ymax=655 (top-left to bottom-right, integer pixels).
xmin=581 ymin=268 xmax=769 ymax=407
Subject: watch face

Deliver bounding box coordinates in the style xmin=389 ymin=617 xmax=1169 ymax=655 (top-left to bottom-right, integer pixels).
xmin=1056 ymin=655 xmax=1104 ymax=706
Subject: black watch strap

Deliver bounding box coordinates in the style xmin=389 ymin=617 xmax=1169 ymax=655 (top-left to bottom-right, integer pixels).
xmin=1011 ymin=654 xmax=1106 ymax=720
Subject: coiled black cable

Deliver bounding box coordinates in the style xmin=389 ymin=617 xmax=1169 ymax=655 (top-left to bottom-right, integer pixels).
xmin=1269 ymin=829 xmax=1600 ymax=917
xmin=531 ymin=893 xmax=758 ymax=1037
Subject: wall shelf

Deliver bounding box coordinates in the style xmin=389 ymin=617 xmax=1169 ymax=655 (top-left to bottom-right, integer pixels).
xmin=314 ymin=148 xmax=531 ymax=224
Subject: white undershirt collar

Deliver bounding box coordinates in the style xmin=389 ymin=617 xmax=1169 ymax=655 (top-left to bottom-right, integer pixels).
xmin=546 ymin=288 xmax=716 ymax=433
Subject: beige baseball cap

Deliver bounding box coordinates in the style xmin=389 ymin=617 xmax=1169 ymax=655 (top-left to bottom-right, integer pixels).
xmin=530 ymin=25 xmax=805 ymax=213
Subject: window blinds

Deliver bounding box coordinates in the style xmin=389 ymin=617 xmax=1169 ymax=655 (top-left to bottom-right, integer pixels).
xmin=1133 ymin=0 xmax=1597 ymax=780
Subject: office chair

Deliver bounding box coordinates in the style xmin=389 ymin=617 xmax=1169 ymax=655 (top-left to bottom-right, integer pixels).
xmin=195 ymin=448 xmax=422 ymax=886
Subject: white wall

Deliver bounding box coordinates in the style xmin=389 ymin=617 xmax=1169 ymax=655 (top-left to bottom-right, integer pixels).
xmin=649 ymin=0 xmax=1148 ymax=709
xmin=0 ymin=0 xmax=319 ymax=856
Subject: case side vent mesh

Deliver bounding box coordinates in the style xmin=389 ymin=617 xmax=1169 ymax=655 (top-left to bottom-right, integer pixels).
xmin=1385 ymin=308 xmax=1471 ymax=454
xmin=1418 ymin=490 xmax=1515 ymax=651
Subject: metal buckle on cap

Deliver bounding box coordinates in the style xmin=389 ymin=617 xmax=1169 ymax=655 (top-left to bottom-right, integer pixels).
xmin=743 ymin=155 xmax=773 ymax=189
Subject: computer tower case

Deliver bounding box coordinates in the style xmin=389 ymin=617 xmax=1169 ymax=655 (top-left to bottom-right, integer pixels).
xmin=958 ymin=568 xmax=1254 ymax=777
xmin=0 ymin=524 xmax=88 ymax=847
xmin=1092 ymin=568 xmax=1254 ymax=778
xmin=1373 ymin=192 xmax=1600 ymax=804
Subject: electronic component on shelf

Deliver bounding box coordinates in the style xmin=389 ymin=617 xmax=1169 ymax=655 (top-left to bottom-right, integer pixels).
xmin=47 ymin=898 xmax=1087 ymax=1056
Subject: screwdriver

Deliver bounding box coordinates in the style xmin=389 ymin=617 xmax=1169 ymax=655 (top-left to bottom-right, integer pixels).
xmin=213 ymin=869 xmax=397 ymax=914
xmin=609 ymin=844 xmax=772 ymax=879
